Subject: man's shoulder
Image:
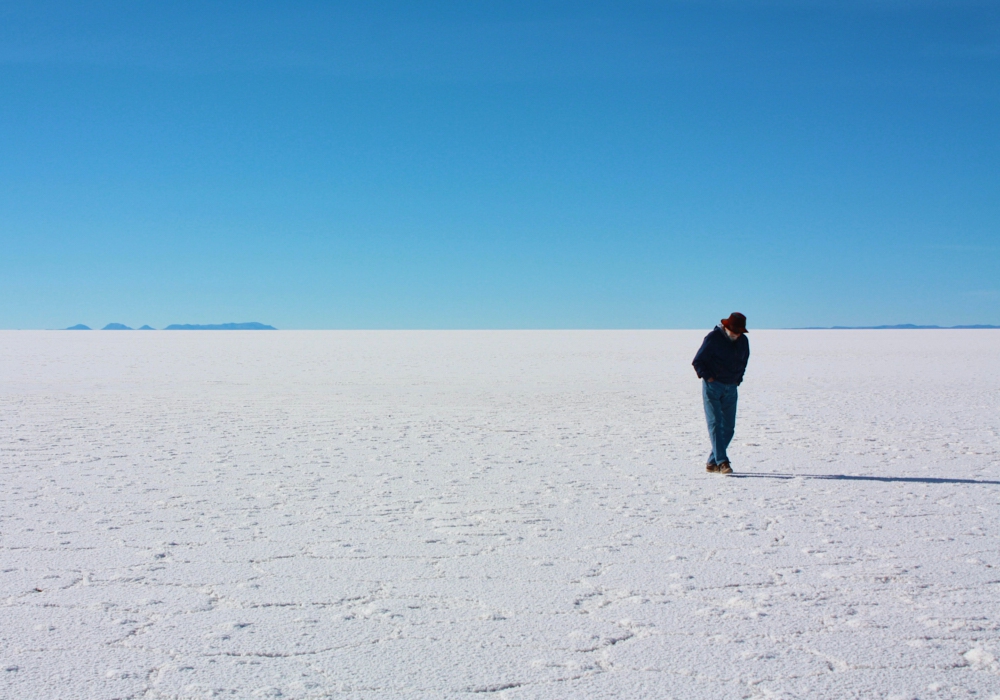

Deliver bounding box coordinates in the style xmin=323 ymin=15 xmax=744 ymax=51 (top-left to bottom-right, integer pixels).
xmin=738 ymin=335 xmax=750 ymax=358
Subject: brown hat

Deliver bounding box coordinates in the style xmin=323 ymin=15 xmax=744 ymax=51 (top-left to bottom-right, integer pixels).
xmin=721 ymin=312 xmax=748 ymax=334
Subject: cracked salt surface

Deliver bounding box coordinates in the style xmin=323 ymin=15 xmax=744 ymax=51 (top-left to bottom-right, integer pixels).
xmin=1 ymin=329 xmax=999 ymax=699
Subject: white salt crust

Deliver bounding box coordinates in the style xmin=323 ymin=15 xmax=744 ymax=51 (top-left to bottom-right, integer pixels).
xmin=1 ymin=330 xmax=998 ymax=699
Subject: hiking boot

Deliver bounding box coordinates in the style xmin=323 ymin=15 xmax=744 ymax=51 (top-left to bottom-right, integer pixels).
xmin=717 ymin=462 xmax=733 ymax=474
xmin=706 ymin=463 xmax=720 ymax=473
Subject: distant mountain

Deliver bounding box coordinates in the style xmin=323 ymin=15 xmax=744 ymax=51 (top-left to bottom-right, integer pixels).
xmin=65 ymin=324 xmax=91 ymax=330
xmin=164 ymin=322 xmax=277 ymax=330
xmin=102 ymin=323 xmax=133 ymax=330
xmin=800 ymin=324 xmax=1000 ymax=330
xmin=138 ymin=325 xmax=156 ymax=330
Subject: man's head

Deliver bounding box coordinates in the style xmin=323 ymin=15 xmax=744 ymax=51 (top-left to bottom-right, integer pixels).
xmin=721 ymin=312 xmax=748 ymax=337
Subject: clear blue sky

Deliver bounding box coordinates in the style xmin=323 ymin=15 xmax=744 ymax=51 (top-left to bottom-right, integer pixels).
xmin=2 ymin=1 xmax=997 ymax=329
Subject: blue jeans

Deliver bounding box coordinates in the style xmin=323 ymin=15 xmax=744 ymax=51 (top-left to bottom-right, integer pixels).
xmin=703 ymin=380 xmax=738 ymax=464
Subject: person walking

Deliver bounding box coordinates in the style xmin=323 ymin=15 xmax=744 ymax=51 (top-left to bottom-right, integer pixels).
xmin=692 ymin=313 xmax=750 ymax=474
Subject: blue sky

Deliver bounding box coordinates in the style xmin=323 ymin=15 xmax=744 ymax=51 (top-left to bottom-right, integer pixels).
xmin=1 ymin=1 xmax=997 ymax=329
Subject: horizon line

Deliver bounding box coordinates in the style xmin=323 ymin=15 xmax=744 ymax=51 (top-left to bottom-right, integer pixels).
xmin=6 ymin=324 xmax=1000 ymax=332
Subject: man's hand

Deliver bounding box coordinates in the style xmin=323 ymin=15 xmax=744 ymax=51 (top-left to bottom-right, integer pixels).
xmin=706 ymin=378 xmax=715 ymax=382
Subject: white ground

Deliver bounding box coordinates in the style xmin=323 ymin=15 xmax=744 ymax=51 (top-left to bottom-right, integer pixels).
xmin=2 ymin=330 xmax=999 ymax=699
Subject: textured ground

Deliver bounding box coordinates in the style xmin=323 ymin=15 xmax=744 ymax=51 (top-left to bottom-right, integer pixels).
xmin=1 ymin=330 xmax=999 ymax=699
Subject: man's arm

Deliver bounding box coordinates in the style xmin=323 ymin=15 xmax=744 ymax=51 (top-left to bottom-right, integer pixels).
xmin=734 ymin=339 xmax=750 ymax=385
xmin=692 ymin=335 xmax=714 ymax=380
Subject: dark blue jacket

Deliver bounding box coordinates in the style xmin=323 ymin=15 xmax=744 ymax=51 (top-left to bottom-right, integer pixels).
xmin=692 ymin=326 xmax=750 ymax=385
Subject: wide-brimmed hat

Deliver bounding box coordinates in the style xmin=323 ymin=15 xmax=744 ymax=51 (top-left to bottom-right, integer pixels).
xmin=721 ymin=312 xmax=748 ymax=334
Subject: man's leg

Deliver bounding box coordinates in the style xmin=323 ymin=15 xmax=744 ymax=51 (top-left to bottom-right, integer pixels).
xmin=702 ymin=380 xmax=726 ymax=465
xmin=718 ymin=384 xmax=739 ymax=463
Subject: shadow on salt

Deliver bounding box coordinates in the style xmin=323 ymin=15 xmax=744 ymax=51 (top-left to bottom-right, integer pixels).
xmin=731 ymin=473 xmax=1000 ymax=485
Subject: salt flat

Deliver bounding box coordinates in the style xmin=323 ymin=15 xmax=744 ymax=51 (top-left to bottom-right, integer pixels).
xmin=1 ymin=330 xmax=998 ymax=699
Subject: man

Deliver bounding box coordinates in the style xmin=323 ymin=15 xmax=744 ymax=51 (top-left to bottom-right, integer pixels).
xmin=692 ymin=312 xmax=750 ymax=474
